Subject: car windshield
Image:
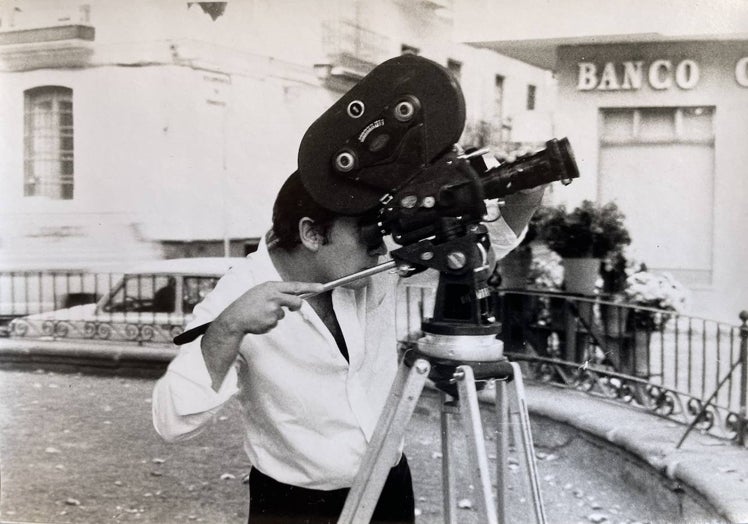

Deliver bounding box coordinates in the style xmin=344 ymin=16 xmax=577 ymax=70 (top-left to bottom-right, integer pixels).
xmin=183 ymin=276 xmax=218 ymax=313
xmin=103 ymin=275 xmax=176 ymax=313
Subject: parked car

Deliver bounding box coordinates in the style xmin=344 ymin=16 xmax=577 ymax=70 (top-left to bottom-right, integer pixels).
xmin=8 ymin=258 xmax=244 ymax=343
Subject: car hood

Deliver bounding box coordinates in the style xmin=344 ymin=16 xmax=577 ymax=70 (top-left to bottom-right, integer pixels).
xmin=15 ymin=303 xmax=99 ymax=322
xmin=12 ymin=304 xmax=189 ymax=323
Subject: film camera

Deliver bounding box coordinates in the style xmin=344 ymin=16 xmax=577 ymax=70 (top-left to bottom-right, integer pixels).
xmin=298 ymin=54 xmax=579 ymax=346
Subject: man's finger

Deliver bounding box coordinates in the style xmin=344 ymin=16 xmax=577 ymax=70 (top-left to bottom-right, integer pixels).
xmin=273 ymin=281 xmax=325 ymax=295
xmin=274 ymin=294 xmax=304 ymax=311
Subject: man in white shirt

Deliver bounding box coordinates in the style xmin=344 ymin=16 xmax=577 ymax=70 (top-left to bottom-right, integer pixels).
xmin=152 ymin=168 xmax=544 ymax=523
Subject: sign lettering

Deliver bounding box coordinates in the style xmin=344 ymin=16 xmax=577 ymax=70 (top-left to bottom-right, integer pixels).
xmin=577 ymin=59 xmax=701 ymax=91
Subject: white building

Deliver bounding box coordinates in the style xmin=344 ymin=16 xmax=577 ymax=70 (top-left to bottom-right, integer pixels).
xmin=457 ymin=0 xmax=748 ymax=322
xmin=0 ymin=0 xmax=553 ymax=270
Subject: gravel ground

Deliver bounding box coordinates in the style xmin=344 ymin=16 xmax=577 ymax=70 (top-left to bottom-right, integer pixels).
xmin=0 ymin=367 xmax=683 ymax=524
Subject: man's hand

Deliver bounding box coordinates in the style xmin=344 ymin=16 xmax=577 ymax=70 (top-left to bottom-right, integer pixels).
xmin=202 ymin=281 xmax=324 ymax=391
xmin=494 ymin=145 xmax=534 ymax=165
xmin=212 ymin=281 xmax=324 ymax=336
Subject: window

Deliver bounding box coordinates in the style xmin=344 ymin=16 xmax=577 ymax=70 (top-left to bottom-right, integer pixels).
xmin=401 ymin=44 xmax=419 ymax=55
xmin=494 ymin=75 xmax=505 ymax=124
xmin=526 ymin=84 xmax=536 ymax=111
xmin=600 ymin=106 xmax=715 ymax=144
xmin=447 ymin=58 xmax=462 ymax=81
xmin=104 ymin=275 xmax=174 ymax=313
xmin=494 ymin=75 xmax=510 ymax=142
xmin=24 ymin=86 xmax=74 ymax=199
xmin=599 ymin=107 xmax=715 ymax=286
xmin=183 ymin=276 xmax=220 ymax=313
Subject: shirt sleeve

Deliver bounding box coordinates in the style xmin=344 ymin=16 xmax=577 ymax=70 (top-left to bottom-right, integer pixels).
xmin=485 ymin=216 xmax=526 ymax=260
xmin=152 ymin=336 xmax=240 ymax=441
xmin=151 ymin=261 xmax=252 ymax=442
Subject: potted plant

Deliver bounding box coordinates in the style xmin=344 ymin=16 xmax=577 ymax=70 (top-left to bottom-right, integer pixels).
xmin=538 ymin=200 xmax=631 ymax=294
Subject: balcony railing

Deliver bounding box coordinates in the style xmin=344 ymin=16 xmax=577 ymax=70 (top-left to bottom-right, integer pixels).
xmin=320 ymin=19 xmax=389 ymax=73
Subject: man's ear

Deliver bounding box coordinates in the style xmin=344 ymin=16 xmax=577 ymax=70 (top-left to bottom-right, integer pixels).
xmin=298 ymin=217 xmax=325 ymax=251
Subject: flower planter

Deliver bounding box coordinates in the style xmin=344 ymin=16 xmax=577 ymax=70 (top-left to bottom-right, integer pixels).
xmin=562 ymin=257 xmax=600 ymax=295
xmin=600 ymin=303 xmax=629 ymax=336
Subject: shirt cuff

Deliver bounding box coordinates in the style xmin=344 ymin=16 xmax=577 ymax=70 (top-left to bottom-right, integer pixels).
xmin=486 ymin=217 xmax=525 ymax=260
xmin=166 ymin=337 xmax=239 ymax=416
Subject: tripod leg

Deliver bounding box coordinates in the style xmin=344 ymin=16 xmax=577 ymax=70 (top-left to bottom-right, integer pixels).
xmin=507 ymin=362 xmax=547 ymax=524
xmin=455 ymin=365 xmax=499 ymax=524
xmin=440 ymin=392 xmax=458 ymax=524
xmin=338 ymin=358 xmax=431 ymax=524
xmin=494 ymin=378 xmax=509 ymax=524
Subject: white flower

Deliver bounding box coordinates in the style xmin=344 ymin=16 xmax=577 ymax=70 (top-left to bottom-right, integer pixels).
xmin=624 ymin=270 xmax=688 ymax=312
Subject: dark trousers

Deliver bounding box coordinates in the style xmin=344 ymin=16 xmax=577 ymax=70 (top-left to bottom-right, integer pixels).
xmin=248 ymin=455 xmax=415 ymax=524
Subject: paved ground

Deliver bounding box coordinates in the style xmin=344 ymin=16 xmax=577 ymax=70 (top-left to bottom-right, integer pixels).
xmin=0 ymin=366 xmax=721 ymax=524
xmin=1 ymin=337 xmax=747 ymax=523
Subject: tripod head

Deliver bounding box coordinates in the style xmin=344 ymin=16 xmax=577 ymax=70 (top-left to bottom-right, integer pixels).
xmin=299 ymin=55 xmax=580 ymax=343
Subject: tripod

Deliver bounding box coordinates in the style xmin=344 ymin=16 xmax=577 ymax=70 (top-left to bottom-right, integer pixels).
xmin=338 ymin=333 xmax=547 ymax=524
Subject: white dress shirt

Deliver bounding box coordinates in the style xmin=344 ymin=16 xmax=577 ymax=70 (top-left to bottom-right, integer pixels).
xmin=152 ymin=218 xmax=520 ymax=490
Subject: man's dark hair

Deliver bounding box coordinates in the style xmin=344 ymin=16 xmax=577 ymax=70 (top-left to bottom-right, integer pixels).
xmin=271 ymin=171 xmax=339 ymax=250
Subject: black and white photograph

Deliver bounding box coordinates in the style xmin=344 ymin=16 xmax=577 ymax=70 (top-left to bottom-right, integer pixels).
xmin=1 ymin=1 xmax=747 ymax=523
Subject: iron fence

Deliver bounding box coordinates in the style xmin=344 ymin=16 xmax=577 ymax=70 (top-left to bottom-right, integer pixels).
xmin=0 ymin=271 xmax=116 ymax=318
xmin=6 ymin=271 xmax=747 ymax=445
xmin=398 ymin=285 xmax=747 ymax=447
xmin=0 ymin=270 xmax=191 ymax=344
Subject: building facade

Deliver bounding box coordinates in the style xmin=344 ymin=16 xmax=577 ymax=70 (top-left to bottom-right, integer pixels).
xmin=0 ymin=0 xmax=553 ymax=270
xmin=460 ymin=1 xmax=748 ymax=321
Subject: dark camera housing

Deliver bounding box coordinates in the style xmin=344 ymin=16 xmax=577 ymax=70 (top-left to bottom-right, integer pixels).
xmin=298 ymin=55 xmax=465 ymax=216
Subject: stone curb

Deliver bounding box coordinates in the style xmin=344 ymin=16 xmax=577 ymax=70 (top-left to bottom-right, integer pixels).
xmin=478 ymin=384 xmax=748 ymax=523
xmin=0 ymin=338 xmax=176 ymax=375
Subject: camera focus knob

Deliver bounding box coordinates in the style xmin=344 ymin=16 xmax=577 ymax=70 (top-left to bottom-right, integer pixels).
xmin=446 ymin=251 xmax=467 ymax=270
xmin=334 ymin=149 xmax=358 ymax=173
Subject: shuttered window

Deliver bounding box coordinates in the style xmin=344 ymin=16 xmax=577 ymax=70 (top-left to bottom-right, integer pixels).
xmin=24 ymin=86 xmax=74 ymax=199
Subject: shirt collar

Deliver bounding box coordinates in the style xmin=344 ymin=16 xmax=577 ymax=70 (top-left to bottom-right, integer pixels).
xmin=250 ymin=231 xmax=284 ymax=282
xmin=258 ymin=230 xmax=319 ymax=323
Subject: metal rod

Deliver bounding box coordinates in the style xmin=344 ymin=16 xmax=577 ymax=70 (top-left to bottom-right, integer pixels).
xmin=738 ymin=311 xmax=748 ymax=446
xmin=174 ymin=260 xmax=397 ymax=345
xmin=676 ymin=358 xmax=742 ymax=449
xmin=299 ymin=260 xmax=396 ymax=299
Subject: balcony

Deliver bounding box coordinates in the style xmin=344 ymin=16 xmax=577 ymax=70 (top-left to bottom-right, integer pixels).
xmin=0 ymin=3 xmax=95 ymax=71
xmin=317 ymin=19 xmax=389 ymax=87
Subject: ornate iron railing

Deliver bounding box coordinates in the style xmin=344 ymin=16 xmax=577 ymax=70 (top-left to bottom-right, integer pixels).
xmin=0 ymin=270 xmax=190 ymax=345
xmin=499 ymin=290 xmax=748 ymax=447
xmin=398 ymin=285 xmax=748 ymax=447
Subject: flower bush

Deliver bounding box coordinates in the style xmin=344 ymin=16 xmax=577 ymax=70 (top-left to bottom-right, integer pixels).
xmin=540 ymin=200 xmax=631 ymax=259
xmin=623 ymin=269 xmax=689 ymax=330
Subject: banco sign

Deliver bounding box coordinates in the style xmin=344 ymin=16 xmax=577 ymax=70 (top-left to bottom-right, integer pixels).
xmin=577 ymin=58 xmax=748 ymax=91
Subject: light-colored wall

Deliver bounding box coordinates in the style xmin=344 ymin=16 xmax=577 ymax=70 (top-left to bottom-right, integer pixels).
xmin=0 ymin=0 xmax=554 ymax=269
xmin=0 ymin=60 xmax=332 ymax=234
xmin=553 ymin=41 xmax=748 ymax=321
